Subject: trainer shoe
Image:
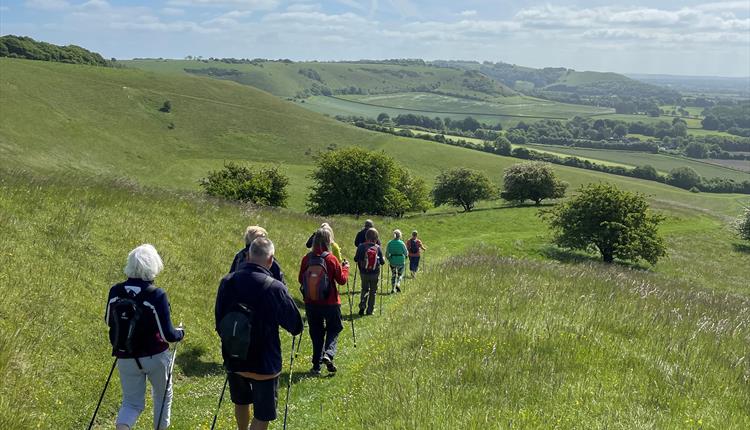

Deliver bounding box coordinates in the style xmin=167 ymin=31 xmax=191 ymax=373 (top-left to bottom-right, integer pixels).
xmin=322 ymin=355 xmax=337 ymax=373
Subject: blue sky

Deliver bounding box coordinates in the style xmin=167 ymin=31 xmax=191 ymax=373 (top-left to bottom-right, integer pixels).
xmin=1 ymin=0 xmax=748 ymax=76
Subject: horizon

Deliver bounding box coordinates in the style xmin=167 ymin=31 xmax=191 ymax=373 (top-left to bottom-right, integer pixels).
xmin=1 ymin=0 xmax=749 ymax=78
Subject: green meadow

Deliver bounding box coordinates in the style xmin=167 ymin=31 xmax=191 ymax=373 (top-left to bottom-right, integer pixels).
xmin=1 ymin=58 xmax=750 ymax=429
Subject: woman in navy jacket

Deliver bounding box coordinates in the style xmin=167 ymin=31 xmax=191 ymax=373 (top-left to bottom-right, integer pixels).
xmin=105 ymin=244 xmax=184 ymax=430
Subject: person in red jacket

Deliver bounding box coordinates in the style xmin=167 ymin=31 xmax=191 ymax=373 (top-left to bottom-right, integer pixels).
xmin=298 ymin=228 xmax=349 ymax=375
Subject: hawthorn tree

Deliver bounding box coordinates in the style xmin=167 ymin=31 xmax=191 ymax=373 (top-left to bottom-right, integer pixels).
xmin=307 ymin=147 xmax=424 ymax=217
xmin=544 ymin=183 xmax=667 ymax=264
xmin=432 ymin=168 xmax=495 ymax=212
xmin=500 ymin=162 xmax=567 ymax=205
xmin=200 ymin=162 xmax=289 ymax=207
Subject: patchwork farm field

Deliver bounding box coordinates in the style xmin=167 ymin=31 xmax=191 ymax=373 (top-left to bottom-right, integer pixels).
xmin=337 ymin=92 xmax=613 ymax=118
xmin=522 ymin=144 xmax=750 ymax=182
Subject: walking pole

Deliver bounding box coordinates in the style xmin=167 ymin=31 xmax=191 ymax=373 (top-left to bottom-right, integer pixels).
xmin=345 ymin=276 xmax=357 ymax=347
xmin=353 ymin=268 xmax=359 ymax=313
xmin=209 ymin=373 xmax=229 ymax=430
xmin=157 ymin=341 xmax=180 ymax=430
xmin=295 ymin=317 xmax=306 ymax=358
xmin=283 ymin=334 xmax=297 ymax=430
xmin=379 ymin=265 xmax=383 ymax=316
xmin=87 ymin=357 xmax=117 ymax=430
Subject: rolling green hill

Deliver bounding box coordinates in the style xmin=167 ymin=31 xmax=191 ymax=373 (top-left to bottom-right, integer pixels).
xmin=2 ymin=58 xmax=747 ymax=215
xmin=126 ymin=59 xmax=517 ymax=100
xmin=2 ymin=57 xmax=750 ymax=429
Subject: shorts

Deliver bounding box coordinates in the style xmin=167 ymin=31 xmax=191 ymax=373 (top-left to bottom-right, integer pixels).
xmin=227 ymin=373 xmax=279 ymax=422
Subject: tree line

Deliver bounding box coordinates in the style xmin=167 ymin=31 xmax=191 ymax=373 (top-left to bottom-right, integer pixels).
xmin=349 ymin=120 xmax=750 ymax=195
xmin=0 ymin=35 xmax=114 ymax=67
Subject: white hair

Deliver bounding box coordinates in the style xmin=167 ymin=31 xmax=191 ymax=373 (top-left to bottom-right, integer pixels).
xmin=393 ymin=229 xmax=402 ymax=239
xmin=249 ymin=237 xmax=275 ymax=263
xmin=124 ymin=244 xmax=164 ymax=281
xmin=244 ymin=225 xmax=268 ymax=246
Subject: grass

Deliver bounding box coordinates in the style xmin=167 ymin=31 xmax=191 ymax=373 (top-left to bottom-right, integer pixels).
xmin=521 ymin=144 xmax=750 ymax=182
xmin=3 ymin=58 xmax=746 ymax=217
xmin=338 ymin=92 xmax=612 ymax=119
xmin=2 ymin=57 xmax=750 ymax=429
xmin=124 ymin=60 xmax=516 ymax=100
xmin=1 ymin=172 xmax=749 ymax=429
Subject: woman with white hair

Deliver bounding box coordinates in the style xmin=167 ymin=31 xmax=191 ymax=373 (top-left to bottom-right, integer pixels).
xmin=230 ymin=225 xmax=285 ymax=283
xmin=105 ymin=244 xmax=185 ymax=430
xmin=385 ymin=229 xmax=408 ymax=293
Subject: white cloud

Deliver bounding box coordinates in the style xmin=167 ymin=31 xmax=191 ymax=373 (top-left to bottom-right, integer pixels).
xmin=286 ymin=3 xmax=321 ymax=12
xmin=161 ymin=7 xmax=186 ymax=16
xmin=25 ymin=0 xmax=70 ymax=11
xmin=460 ymin=10 xmax=477 ymax=17
xmin=166 ymin=0 xmax=278 ymax=9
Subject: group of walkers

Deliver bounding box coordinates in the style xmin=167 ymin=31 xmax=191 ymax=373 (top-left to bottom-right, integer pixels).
xmin=97 ymin=220 xmax=426 ymax=429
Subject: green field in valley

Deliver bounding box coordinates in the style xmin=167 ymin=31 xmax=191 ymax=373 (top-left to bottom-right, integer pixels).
xmin=2 ymin=58 xmax=750 ymax=429
xmin=338 ymin=92 xmax=613 ymax=118
xmin=399 ymin=128 xmax=750 ymax=182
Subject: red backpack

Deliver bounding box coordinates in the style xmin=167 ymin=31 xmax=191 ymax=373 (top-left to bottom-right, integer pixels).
xmin=301 ymin=252 xmax=331 ymax=301
xmin=362 ymin=244 xmax=381 ymax=271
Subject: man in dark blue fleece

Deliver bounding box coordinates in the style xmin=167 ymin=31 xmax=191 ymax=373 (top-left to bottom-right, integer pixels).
xmin=216 ymin=237 xmax=303 ymax=430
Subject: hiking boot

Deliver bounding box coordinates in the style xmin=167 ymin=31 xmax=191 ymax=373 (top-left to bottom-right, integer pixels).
xmin=390 ymin=288 xmax=395 ymax=294
xmin=395 ymin=286 xmax=401 ymax=293
xmin=365 ymin=310 xmax=373 ymax=316
xmin=322 ymin=355 xmax=337 ymax=373
xmin=309 ymin=366 xmax=321 ymax=376
xmin=358 ymin=308 xmax=365 ymax=316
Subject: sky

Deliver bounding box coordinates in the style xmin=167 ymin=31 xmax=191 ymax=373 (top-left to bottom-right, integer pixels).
xmin=1 ymin=0 xmax=749 ymax=77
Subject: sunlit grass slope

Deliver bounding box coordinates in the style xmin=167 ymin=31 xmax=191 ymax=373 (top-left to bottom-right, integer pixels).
xmin=1 ymin=173 xmax=749 ymax=429
xmin=1 ymin=58 xmax=746 ymax=216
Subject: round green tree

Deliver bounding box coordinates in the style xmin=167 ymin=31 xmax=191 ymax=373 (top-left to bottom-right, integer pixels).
xmin=307 ymin=147 xmax=422 ymax=217
xmin=668 ymin=167 xmax=701 ymax=190
xmin=500 ymin=162 xmax=567 ymax=205
xmin=432 ymin=168 xmax=496 ymax=212
xmin=545 ymin=183 xmax=667 ymax=264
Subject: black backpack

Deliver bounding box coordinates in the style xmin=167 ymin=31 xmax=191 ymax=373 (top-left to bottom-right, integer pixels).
xmin=219 ymin=276 xmax=273 ymax=364
xmin=108 ymin=284 xmax=156 ymax=357
xmin=408 ymin=239 xmax=419 ymax=254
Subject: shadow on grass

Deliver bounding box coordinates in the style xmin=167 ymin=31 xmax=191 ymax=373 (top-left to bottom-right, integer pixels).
xmin=402 ymin=203 xmax=553 ymax=219
xmin=179 ymin=344 xmax=224 ymax=377
xmin=733 ymin=243 xmax=750 ymax=254
xmin=541 ymin=246 xmax=650 ymax=271
xmin=278 ymin=370 xmax=334 ymax=384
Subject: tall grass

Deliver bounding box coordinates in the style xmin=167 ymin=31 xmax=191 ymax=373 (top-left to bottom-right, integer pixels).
xmin=1 ymin=171 xmax=749 ymax=428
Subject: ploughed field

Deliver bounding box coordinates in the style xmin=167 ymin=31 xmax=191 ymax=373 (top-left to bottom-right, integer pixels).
xmin=1 ymin=58 xmax=749 ymax=429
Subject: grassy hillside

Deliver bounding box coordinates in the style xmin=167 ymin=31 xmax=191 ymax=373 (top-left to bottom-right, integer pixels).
xmin=126 ymin=59 xmax=516 ymax=99
xmin=2 ymin=57 xmax=750 ymax=429
xmin=2 ymin=172 xmax=748 ymax=429
xmin=3 ymin=58 xmax=745 ymax=216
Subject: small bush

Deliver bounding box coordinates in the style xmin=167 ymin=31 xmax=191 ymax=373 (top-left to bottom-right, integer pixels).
xmin=159 ymin=100 xmax=172 ymax=113
xmin=200 ymin=163 xmax=289 ymax=207
xmin=737 ymin=207 xmax=750 ymax=241
xmin=668 ymin=167 xmax=701 ymax=190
